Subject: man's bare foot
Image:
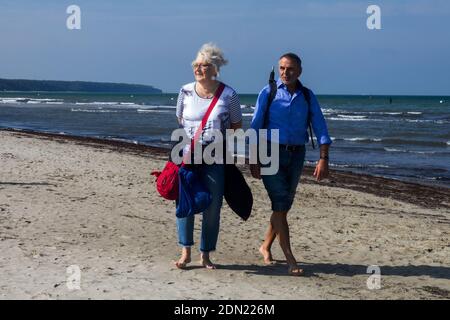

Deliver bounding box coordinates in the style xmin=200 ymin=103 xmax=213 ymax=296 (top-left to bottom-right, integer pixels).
xmin=259 ymin=245 xmax=275 ymax=264
xmin=288 ymin=265 xmax=304 ymax=276
xmin=200 ymin=254 xmax=216 ymax=269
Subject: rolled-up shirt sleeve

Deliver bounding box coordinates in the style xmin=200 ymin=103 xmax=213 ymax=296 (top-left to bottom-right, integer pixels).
xmin=309 ymin=90 xmax=332 ymax=145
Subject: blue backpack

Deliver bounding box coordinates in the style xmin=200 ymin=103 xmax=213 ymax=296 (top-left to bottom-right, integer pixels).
xmin=176 ymin=166 xmax=212 ymax=218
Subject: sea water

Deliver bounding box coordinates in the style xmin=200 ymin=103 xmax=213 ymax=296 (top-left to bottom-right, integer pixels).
xmin=1 ymin=92 xmax=449 ymax=187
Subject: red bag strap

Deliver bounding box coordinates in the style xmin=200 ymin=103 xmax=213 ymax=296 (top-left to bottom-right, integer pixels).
xmin=182 ymin=82 xmax=225 ymax=165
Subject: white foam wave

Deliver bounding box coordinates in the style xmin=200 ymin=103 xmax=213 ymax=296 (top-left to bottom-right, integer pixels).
xmin=30 ymin=98 xmax=64 ymax=102
xmin=338 ymin=137 xmax=382 ymax=142
xmin=137 ymin=109 xmax=171 ymax=113
xmin=384 ymin=147 xmax=405 ymax=152
xmin=71 ymin=108 xmax=118 ymax=113
xmin=326 ymin=163 xmax=391 ymax=169
xmin=322 ymin=108 xmax=348 ymax=113
xmin=337 ymin=115 xmax=368 ymax=119
xmin=329 ymin=117 xmax=446 ymax=124
xmin=242 ymin=113 xmax=253 ymax=117
xmin=0 ymin=99 xmax=21 ymax=104
xmin=75 ymin=102 xmax=121 ymax=106
xmin=406 ymin=119 xmax=448 ymax=124
xmin=328 ymin=117 xmax=375 ymax=122
xmin=407 ymin=112 xmax=422 ymax=115
xmin=344 ymin=137 xmax=369 ymax=141
xmin=0 ymin=97 xmax=63 ymax=104
xmin=108 ymin=137 xmax=139 ymax=144
xmin=146 ymin=105 xmax=176 ymax=109
xmin=384 ymin=147 xmax=437 ymax=154
xmin=411 ymin=151 xmax=437 ymax=154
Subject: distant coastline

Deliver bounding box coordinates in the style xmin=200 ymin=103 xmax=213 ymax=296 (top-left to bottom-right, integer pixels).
xmin=0 ymin=78 xmax=162 ymax=94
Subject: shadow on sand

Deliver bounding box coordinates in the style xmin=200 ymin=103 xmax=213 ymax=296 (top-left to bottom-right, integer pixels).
xmin=216 ymin=262 xmax=450 ymax=280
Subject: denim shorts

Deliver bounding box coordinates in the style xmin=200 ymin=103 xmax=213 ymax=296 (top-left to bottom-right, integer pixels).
xmin=261 ymin=144 xmax=306 ymax=212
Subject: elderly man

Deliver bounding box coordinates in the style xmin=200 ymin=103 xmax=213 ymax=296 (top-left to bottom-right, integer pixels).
xmin=250 ymin=52 xmax=332 ymax=275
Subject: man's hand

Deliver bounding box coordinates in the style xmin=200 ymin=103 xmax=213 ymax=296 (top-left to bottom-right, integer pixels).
xmin=250 ymin=163 xmax=261 ymax=179
xmin=313 ymin=159 xmax=329 ymax=182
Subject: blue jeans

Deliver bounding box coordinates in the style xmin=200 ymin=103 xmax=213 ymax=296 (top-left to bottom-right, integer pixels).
xmin=261 ymin=144 xmax=306 ymax=212
xmin=176 ymin=164 xmax=224 ymax=252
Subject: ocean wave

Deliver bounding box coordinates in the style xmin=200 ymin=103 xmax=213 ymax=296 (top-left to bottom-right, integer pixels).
xmin=106 ymin=137 xmax=139 ymax=144
xmin=242 ymin=113 xmax=253 ymax=117
xmin=383 ymin=147 xmax=437 ymax=154
xmin=138 ymin=105 xmax=176 ymax=110
xmin=29 ymin=98 xmax=64 ymax=102
xmin=322 ymin=109 xmax=423 ymax=116
xmin=336 ymin=137 xmax=449 ymax=147
xmin=405 ymin=119 xmax=449 ymax=124
xmin=333 ymin=163 xmax=391 ymax=169
xmin=304 ymin=161 xmax=391 ymax=169
xmin=70 ymin=108 xmax=118 ymax=113
xmin=337 ymin=115 xmax=368 ymax=119
xmin=0 ymin=99 xmax=21 ymax=104
xmin=328 ymin=117 xmax=447 ymax=124
xmin=0 ymin=97 xmax=62 ymax=104
xmin=327 ymin=117 xmax=378 ymax=122
xmin=75 ymin=102 xmax=117 ymax=106
xmin=136 ymin=109 xmax=172 ymax=113
xmin=339 ymin=137 xmax=382 ymax=142
xmin=322 ymin=108 xmax=348 ymax=114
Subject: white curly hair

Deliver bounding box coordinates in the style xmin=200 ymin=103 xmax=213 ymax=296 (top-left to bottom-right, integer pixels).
xmin=192 ymin=43 xmax=228 ymax=75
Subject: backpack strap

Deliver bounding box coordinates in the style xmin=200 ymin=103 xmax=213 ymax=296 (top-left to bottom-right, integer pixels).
xmin=262 ymin=72 xmax=316 ymax=149
xmin=299 ymin=83 xmax=316 ymax=149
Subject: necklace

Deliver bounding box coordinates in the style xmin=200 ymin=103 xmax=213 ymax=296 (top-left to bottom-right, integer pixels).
xmin=196 ymin=82 xmax=219 ymax=99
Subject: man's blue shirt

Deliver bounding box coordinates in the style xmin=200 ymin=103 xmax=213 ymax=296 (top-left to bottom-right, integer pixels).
xmin=251 ymin=79 xmax=332 ymax=146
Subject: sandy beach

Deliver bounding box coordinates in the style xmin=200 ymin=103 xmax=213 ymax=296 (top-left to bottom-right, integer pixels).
xmin=0 ymin=129 xmax=449 ymax=300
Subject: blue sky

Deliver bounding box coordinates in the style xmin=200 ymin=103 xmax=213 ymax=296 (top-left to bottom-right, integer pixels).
xmin=1 ymin=0 xmax=449 ymax=95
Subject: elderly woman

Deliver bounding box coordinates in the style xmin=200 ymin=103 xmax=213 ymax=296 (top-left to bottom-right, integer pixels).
xmin=174 ymin=43 xmax=242 ymax=269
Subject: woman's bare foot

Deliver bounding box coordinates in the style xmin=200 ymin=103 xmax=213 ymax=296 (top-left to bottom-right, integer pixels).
xmin=174 ymin=248 xmax=191 ymax=269
xmin=288 ymin=265 xmax=304 ymax=276
xmin=259 ymin=245 xmax=275 ymax=264
xmin=200 ymin=253 xmax=216 ymax=269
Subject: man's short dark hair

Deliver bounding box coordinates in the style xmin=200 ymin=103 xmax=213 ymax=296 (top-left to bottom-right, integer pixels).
xmin=279 ymin=53 xmax=302 ymax=68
